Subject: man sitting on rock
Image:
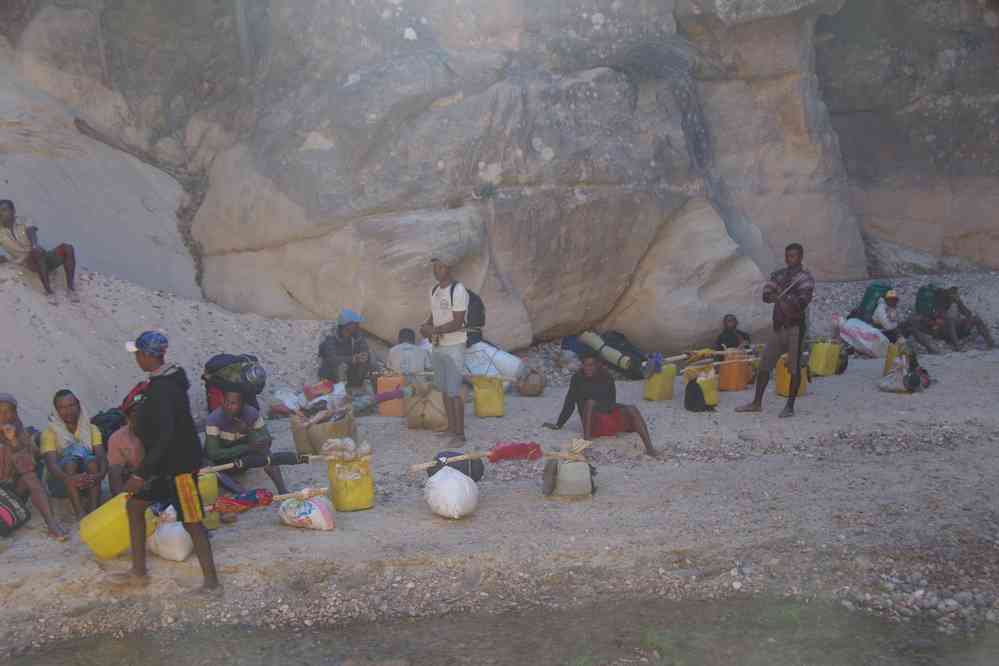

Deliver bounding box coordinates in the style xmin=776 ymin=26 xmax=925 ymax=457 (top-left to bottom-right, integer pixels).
xmin=929 ymin=287 xmax=994 ymax=351
xmin=387 ymin=328 xmax=432 ymax=383
xmin=0 ymin=393 xmax=68 ymax=539
xmin=107 ymin=391 xmax=147 ymax=496
xmin=204 ymin=391 xmax=288 ymax=494
xmin=0 ymin=199 xmax=80 ymax=304
xmin=543 ymin=353 xmax=657 ymax=457
xmin=318 ymin=309 xmax=374 ymax=392
xmin=715 ymin=314 xmax=751 ymax=351
xmin=40 ymin=389 xmax=107 ymax=518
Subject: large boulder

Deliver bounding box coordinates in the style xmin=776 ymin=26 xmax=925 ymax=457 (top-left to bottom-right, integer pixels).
xmin=815 ymin=0 xmax=999 ymax=271
xmin=0 ymin=51 xmax=198 ymax=298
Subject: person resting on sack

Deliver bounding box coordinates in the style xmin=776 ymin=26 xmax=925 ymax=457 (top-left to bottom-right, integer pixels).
xmin=543 ymin=353 xmax=657 ymax=457
xmin=204 ymin=391 xmax=288 ymax=494
xmin=715 ymin=314 xmax=752 ymax=351
xmin=40 ymin=389 xmax=107 ymax=518
xmin=0 ymin=393 xmax=68 ymax=539
xmin=0 ymin=199 xmax=80 ymax=304
xmin=929 ymin=287 xmax=995 ymax=352
xmin=872 ymin=289 xmax=940 ymax=354
xmin=107 ymin=388 xmax=147 ymax=496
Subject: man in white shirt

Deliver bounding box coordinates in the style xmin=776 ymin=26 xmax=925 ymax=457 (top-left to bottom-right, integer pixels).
xmin=872 ymin=290 xmax=900 ymax=342
xmin=387 ymin=328 xmax=432 ymax=383
xmin=421 ymin=258 xmax=468 ymax=444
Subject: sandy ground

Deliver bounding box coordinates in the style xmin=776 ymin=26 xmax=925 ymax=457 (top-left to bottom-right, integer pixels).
xmin=3 ymin=266 xmax=999 ymax=656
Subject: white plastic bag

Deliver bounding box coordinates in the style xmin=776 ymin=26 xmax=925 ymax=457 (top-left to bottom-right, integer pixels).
xmin=836 ymin=316 xmax=889 ymax=358
xmin=273 ymin=386 xmax=305 ymax=412
xmin=147 ymin=509 xmax=194 ymax=562
xmin=278 ymin=496 xmax=336 ymax=530
xmin=424 ymin=466 xmax=479 ymax=519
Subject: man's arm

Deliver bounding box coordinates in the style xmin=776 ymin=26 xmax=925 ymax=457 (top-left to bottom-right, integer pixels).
xmin=135 ymin=388 xmax=174 ymax=479
xmin=204 ymin=432 xmax=250 ymax=463
xmin=26 ymin=226 xmax=40 ymax=249
xmin=554 ymin=376 xmax=580 ymax=428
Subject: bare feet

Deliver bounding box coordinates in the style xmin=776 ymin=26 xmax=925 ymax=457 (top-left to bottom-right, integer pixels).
xmin=46 ymin=293 xmax=58 ymax=306
xmin=47 ymin=523 xmax=69 ymax=541
xmin=735 ymin=403 xmax=762 ymax=414
xmin=108 ymin=571 xmax=150 ymax=588
xmin=779 ymin=405 xmax=795 ymax=419
xmin=68 ymin=290 xmax=81 ymax=304
xmin=448 ymin=434 xmax=467 ymax=448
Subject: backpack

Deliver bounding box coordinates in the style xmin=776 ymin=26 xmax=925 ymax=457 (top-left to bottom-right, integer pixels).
xmin=203 ymin=354 xmax=266 ymax=395
xmin=91 ymin=408 xmax=127 ymax=443
xmin=857 ymin=282 xmax=893 ymax=323
xmin=915 ymin=284 xmax=939 ymax=318
xmin=684 ymin=379 xmax=711 ymax=413
xmin=0 ymin=483 xmax=30 ymax=538
xmin=601 ymin=331 xmax=648 ymax=380
xmin=433 ymin=283 xmax=486 ymax=345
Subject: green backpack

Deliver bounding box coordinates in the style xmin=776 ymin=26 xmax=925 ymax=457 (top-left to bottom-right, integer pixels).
xmin=856 ymin=282 xmax=893 ymax=323
xmin=915 ymin=284 xmax=939 ymax=317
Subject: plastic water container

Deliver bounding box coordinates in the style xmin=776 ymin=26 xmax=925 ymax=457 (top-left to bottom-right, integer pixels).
xmin=470 ymin=376 xmax=505 ymax=417
xmin=883 ymin=343 xmax=900 ymax=377
xmin=776 ymin=354 xmax=808 ymax=397
xmin=327 ymin=459 xmax=375 ymax=512
xmin=377 ymin=375 xmax=406 ymax=417
xmin=643 ymin=364 xmax=677 ymax=401
xmin=79 ymin=493 xmax=156 ymax=560
xmin=719 ymin=351 xmax=751 ymax=391
xmin=697 ymin=373 xmax=720 ymax=407
xmin=464 ymin=342 xmax=523 ymax=380
xmin=198 ymin=472 xmax=218 ymax=508
xmin=808 ymin=341 xmax=841 ymax=377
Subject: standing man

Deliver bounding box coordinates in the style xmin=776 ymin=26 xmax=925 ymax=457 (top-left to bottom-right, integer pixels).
xmin=420 ymin=258 xmax=467 ymax=445
xmin=0 ymin=200 xmax=79 ymax=304
xmin=117 ymin=331 xmax=219 ymax=590
xmin=737 ymin=243 xmax=814 ymax=418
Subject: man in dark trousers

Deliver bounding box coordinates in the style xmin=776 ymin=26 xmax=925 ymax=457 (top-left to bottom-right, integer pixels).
xmin=116 ymin=330 xmax=219 ymax=590
xmin=736 ymin=242 xmax=814 ymax=418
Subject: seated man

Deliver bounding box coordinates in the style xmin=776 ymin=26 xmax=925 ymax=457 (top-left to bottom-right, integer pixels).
xmin=107 ymin=392 xmax=146 ymax=496
xmin=715 ymin=314 xmax=751 ymax=350
xmin=40 ymin=389 xmax=106 ymax=518
xmin=205 ymin=391 xmax=288 ymax=494
xmin=543 ymin=353 xmax=657 ymax=456
xmin=387 ymin=328 xmax=432 ymax=382
xmin=871 ymin=290 xmax=901 ymax=343
xmin=318 ymin=309 xmax=374 ymax=390
xmin=0 ymin=393 xmax=67 ymax=539
xmin=0 ymin=199 xmax=79 ymax=304
xmin=929 ymin=287 xmax=995 ymax=351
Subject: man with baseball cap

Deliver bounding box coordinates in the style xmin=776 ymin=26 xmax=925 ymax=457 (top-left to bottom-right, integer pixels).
xmin=420 ymin=256 xmax=468 ymax=444
xmin=117 ymin=330 xmax=220 ymax=590
xmin=872 ymin=290 xmax=901 ymax=343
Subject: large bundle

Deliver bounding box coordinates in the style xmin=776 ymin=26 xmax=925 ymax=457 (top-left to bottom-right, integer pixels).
xmin=853 ymin=282 xmax=893 ymax=322
xmin=0 ymin=484 xmax=30 ymax=538
xmin=147 ymin=508 xmax=193 ymax=562
xmin=203 ymin=353 xmax=267 ymax=411
xmin=424 ymin=466 xmax=479 ymax=519
xmin=279 ymin=496 xmax=336 ymax=530
xmin=404 ymin=384 xmax=449 ymax=431
xmin=464 ymin=341 xmax=523 ymax=379
xmin=578 ymin=330 xmax=647 ymax=379
xmin=835 ymin=316 xmax=890 ymax=358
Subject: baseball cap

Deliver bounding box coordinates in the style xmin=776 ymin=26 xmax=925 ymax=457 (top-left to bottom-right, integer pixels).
xmin=126 ymin=330 xmax=169 ymax=356
xmin=337 ymin=308 xmax=364 ymax=326
xmin=885 ymin=290 xmax=898 ymax=300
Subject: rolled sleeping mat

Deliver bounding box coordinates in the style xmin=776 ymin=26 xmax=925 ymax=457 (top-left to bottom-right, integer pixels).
xmin=577 ymin=330 xmax=632 ymax=373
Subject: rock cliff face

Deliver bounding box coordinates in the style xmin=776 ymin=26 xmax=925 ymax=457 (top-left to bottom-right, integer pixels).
xmin=3 ymin=0 xmax=994 ymax=350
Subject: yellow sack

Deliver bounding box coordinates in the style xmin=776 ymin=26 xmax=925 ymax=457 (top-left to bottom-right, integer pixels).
xmin=471 ymin=375 xmax=505 ymax=417
xmin=808 ymin=340 xmax=841 ymax=377
xmin=776 ymin=354 xmax=808 ymax=397
xmin=404 ymin=386 xmax=449 ymax=431
xmin=697 ymin=372 xmax=720 ymax=407
xmin=643 ymin=364 xmax=676 ymax=401
xmin=327 ymin=458 xmax=375 ymax=512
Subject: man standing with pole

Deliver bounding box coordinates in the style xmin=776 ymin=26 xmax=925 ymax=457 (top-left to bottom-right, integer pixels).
xmin=116 ymin=330 xmax=219 ymax=590
xmin=736 ymin=243 xmax=814 ymax=419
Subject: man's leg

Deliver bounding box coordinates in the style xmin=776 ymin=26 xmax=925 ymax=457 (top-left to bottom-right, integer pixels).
xmin=971 ymin=316 xmax=995 ymax=348
xmin=53 ymin=244 xmax=77 ymax=294
xmin=26 ymin=248 xmax=55 ymax=295
xmin=780 ymin=327 xmax=803 ymax=418
xmin=14 ymin=466 xmax=67 ymax=538
xmin=622 ymin=406 xmax=656 ymax=456
xmin=61 ymin=460 xmax=84 ymax=518
xmin=125 ymin=496 xmax=150 ymax=579
xmin=85 ymin=458 xmax=101 ymax=512
xmin=450 ymin=396 xmax=465 ymax=443
xmin=737 ymin=334 xmax=779 ymax=413
xmin=108 ymin=465 xmax=124 ymax=496
xmin=183 ymin=521 xmax=220 ymax=590
xmin=943 ymin=316 xmax=961 ymax=351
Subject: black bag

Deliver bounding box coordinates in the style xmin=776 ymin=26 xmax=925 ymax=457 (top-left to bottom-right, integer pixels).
xmin=203 ymin=353 xmax=266 ymax=408
xmin=684 ymin=379 xmax=713 ymax=413
xmin=836 ymin=346 xmax=850 ymax=375
xmin=601 ymin=331 xmax=648 ymax=380
xmin=91 ymin=408 xmax=127 ymax=443
xmin=0 ymin=483 xmax=30 ymax=538
xmin=434 ymin=283 xmax=486 ymax=346
xmin=427 ymin=450 xmax=484 ymax=482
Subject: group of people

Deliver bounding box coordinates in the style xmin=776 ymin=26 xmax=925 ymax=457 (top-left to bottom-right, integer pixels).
xmin=869 ymin=287 xmax=993 ymax=353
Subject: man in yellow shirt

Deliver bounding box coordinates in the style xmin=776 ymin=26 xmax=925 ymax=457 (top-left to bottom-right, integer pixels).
xmin=40 ymin=389 xmax=106 ymax=517
xmin=0 ymin=199 xmax=80 ymax=304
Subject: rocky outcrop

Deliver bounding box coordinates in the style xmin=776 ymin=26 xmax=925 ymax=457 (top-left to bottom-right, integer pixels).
xmin=815 ymin=0 xmax=999 ymax=272
xmin=0 ymin=45 xmax=198 ymax=298
xmin=10 ymin=0 xmax=995 ymax=351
